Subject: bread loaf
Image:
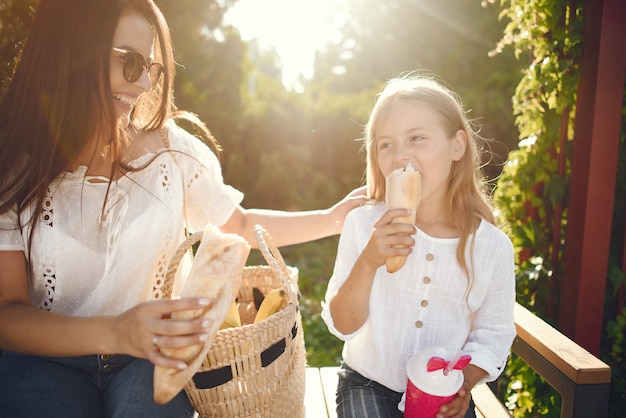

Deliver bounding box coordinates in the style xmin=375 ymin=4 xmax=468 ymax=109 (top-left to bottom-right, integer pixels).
xmin=153 ymin=224 xmax=250 ymax=404
xmin=385 ymin=163 xmax=422 ymax=273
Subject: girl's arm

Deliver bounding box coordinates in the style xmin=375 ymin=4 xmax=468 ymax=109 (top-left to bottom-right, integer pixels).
xmin=220 ymin=186 xmax=367 ymax=247
xmin=328 ymin=208 xmax=415 ymax=334
xmin=0 ymin=251 xmax=212 ymax=370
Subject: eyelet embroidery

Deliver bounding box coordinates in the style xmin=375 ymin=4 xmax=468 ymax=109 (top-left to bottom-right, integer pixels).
xmin=40 ymin=188 xmax=56 ymax=311
xmin=153 ymin=129 xmax=175 ymax=299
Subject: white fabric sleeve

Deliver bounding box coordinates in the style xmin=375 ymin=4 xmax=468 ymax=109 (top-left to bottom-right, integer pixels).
xmin=464 ymin=233 xmax=517 ymax=383
xmin=167 ymin=122 xmax=244 ymax=232
xmin=321 ymin=209 xmax=367 ymax=340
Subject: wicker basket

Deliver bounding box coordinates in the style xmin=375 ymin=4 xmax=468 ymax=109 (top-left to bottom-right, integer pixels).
xmin=162 ymin=224 xmax=306 ymax=418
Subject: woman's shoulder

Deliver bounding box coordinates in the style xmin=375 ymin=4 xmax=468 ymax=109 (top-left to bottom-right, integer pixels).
xmin=161 ymin=120 xmax=221 ymax=160
xmin=162 ymin=119 xmax=202 ymax=147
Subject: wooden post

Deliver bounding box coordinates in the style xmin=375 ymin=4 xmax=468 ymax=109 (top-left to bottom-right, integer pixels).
xmin=558 ymin=0 xmax=626 ymax=354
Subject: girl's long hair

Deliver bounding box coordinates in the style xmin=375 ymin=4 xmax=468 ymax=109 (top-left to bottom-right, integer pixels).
xmin=364 ymin=73 xmax=496 ymax=284
xmin=0 ymin=0 xmax=215 ymax=252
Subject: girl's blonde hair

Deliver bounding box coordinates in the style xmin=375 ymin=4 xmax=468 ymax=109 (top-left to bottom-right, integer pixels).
xmin=364 ymin=73 xmax=496 ymax=283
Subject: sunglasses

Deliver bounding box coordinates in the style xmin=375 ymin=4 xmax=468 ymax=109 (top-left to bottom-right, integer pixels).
xmin=112 ymin=47 xmax=164 ymax=85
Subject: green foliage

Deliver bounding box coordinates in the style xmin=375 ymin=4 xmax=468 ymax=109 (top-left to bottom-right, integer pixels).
xmin=601 ymin=96 xmax=626 ymax=417
xmin=281 ymin=239 xmax=345 ymax=367
xmin=500 ymin=354 xmax=560 ymax=417
xmin=311 ymin=0 xmax=524 ymax=178
xmin=492 ymin=0 xmax=626 ymax=416
xmin=493 ymin=0 xmax=582 ymax=319
xmin=159 ymin=0 xmax=246 ymax=149
xmin=491 ymin=0 xmax=583 ymax=414
xmin=605 ymin=307 xmax=626 ymax=413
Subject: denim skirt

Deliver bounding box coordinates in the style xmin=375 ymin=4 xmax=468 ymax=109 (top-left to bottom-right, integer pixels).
xmin=0 ymin=350 xmax=194 ymax=418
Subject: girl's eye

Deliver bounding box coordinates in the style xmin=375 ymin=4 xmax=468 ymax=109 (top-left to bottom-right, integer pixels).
xmin=378 ymin=141 xmax=392 ymax=151
xmin=410 ymin=135 xmax=424 ymax=142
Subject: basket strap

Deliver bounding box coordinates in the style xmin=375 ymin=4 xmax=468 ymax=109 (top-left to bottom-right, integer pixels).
xmin=160 ymin=128 xmax=190 ymax=241
xmin=191 ymin=320 xmax=299 ymax=389
xmin=162 ymin=231 xmax=204 ymax=299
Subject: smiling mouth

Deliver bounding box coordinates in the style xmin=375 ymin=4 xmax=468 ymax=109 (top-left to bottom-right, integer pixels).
xmin=113 ymin=94 xmax=137 ymax=108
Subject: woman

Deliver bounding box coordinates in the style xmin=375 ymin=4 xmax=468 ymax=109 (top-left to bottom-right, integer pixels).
xmin=0 ymin=0 xmax=364 ymax=416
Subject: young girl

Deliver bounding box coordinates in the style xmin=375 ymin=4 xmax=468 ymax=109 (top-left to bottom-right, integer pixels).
xmin=322 ymin=74 xmax=516 ymax=418
xmin=0 ymin=0 xmax=364 ymax=416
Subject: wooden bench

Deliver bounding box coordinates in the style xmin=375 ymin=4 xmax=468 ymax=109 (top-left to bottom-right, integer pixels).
xmin=305 ymin=367 xmax=331 ymax=417
xmin=511 ymin=303 xmax=611 ymax=417
xmin=304 ymin=302 xmax=612 ymax=418
xmin=304 ymin=367 xmax=511 ymax=418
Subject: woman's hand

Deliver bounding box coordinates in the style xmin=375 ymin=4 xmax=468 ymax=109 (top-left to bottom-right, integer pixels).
xmin=112 ymin=297 xmax=212 ymax=370
xmin=327 ymin=185 xmax=369 ymax=231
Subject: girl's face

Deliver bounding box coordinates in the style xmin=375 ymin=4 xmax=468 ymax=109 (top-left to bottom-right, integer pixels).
xmin=109 ymin=9 xmax=157 ymax=126
xmin=375 ymin=100 xmax=466 ymax=204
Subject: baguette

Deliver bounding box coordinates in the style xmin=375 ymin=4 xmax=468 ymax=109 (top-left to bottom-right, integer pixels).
xmin=153 ymin=223 xmax=251 ymax=404
xmin=385 ymin=163 xmax=422 ymax=273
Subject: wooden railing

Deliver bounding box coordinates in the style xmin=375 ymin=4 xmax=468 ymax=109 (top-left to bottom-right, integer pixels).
xmin=305 ymin=302 xmax=612 ymax=418
xmin=508 ymin=303 xmax=612 ymax=417
xmin=459 ymin=303 xmax=611 ymax=417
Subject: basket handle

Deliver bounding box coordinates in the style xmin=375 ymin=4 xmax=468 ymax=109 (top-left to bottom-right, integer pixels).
xmin=161 ymin=231 xmax=204 ymax=299
xmin=253 ymin=224 xmax=298 ymax=303
xmin=161 ymin=225 xmax=296 ymax=302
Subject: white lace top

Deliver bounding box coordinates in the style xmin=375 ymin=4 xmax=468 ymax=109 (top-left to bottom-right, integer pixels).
xmin=321 ymin=203 xmax=516 ymax=391
xmin=0 ymin=120 xmax=243 ymax=317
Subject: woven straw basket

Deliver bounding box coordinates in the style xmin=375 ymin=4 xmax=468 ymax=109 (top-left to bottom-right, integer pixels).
xmin=162 ymin=224 xmax=306 ymax=418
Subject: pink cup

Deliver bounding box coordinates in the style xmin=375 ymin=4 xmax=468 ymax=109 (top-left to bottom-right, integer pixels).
xmin=404 ymin=379 xmax=457 ymax=418
xmin=403 ymin=348 xmax=467 ymax=418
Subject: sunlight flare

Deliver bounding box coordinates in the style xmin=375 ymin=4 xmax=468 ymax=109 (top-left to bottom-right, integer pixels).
xmin=224 ymin=0 xmax=347 ymax=90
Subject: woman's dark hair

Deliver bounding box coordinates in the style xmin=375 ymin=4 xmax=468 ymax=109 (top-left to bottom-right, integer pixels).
xmin=0 ymin=0 xmax=178 ymax=240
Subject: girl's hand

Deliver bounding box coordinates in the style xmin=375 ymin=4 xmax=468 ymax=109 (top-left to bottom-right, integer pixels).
xmin=112 ymin=297 xmax=212 ymax=369
xmin=359 ymin=208 xmax=416 ymax=270
xmin=436 ymin=380 xmax=473 ymax=418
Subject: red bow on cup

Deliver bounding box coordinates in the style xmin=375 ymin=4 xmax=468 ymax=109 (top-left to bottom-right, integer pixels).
xmin=426 ymin=355 xmax=472 ymax=373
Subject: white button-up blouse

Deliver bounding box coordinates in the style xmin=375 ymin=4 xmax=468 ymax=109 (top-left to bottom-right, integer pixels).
xmin=0 ymin=120 xmax=243 ymax=317
xmin=321 ymin=203 xmax=516 ymax=392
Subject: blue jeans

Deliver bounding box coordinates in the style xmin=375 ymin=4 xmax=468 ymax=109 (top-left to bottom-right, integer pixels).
xmin=336 ymin=363 xmax=476 ymax=418
xmin=0 ymin=351 xmax=194 ymax=418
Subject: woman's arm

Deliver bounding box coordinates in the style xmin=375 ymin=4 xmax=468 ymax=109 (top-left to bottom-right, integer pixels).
xmin=0 ymin=250 xmax=115 ymax=356
xmin=0 ymin=251 xmax=212 ymax=370
xmin=220 ymin=186 xmax=367 ymax=247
